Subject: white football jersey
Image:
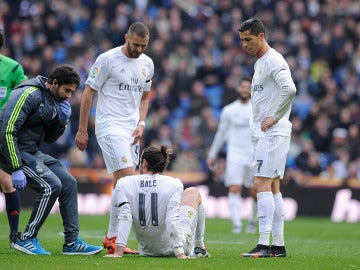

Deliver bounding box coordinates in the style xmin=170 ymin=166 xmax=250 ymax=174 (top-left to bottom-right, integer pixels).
xmin=86 ymin=46 xmax=154 ymax=138
xmin=251 ymin=48 xmax=296 ymax=138
xmin=208 ymin=100 xmax=253 ymax=164
xmin=114 ymin=174 xmax=184 ymax=256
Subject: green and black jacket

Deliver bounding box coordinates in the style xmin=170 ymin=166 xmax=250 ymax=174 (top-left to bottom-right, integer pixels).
xmin=0 ymin=76 xmax=66 ymax=172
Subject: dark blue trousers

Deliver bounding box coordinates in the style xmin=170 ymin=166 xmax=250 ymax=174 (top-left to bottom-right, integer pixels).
xmin=21 ymin=151 xmax=79 ymax=244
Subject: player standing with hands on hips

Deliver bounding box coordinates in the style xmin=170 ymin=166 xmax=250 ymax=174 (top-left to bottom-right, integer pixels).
xmin=0 ymin=28 xmax=28 ymax=247
xmin=238 ymin=18 xmax=296 ymax=258
xmin=75 ymin=22 xmax=154 ymax=254
xmin=0 ymin=65 xmax=103 ymax=255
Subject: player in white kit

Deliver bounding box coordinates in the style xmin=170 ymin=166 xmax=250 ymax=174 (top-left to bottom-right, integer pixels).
xmin=238 ymin=18 xmax=296 ymax=258
xmin=75 ymin=22 xmax=154 ymax=254
xmin=207 ymin=77 xmax=257 ymax=234
xmin=104 ymin=145 xmax=210 ymax=259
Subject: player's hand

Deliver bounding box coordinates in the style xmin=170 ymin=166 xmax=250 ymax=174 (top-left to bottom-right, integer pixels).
xmin=132 ymin=125 xmax=144 ymax=145
xmin=176 ymin=253 xmax=194 ymax=259
xmin=104 ymin=246 xmax=125 ymax=257
xmin=58 ymin=100 xmax=72 ymax=125
xmin=75 ymin=129 xmax=88 ymax=151
xmin=12 ymin=169 xmax=27 ymax=189
xmin=261 ymin=116 xmax=276 ymax=132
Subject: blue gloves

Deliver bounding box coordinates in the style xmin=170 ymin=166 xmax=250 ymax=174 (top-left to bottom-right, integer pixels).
xmin=12 ymin=170 xmax=27 ymax=189
xmin=59 ymin=100 xmax=72 ymax=124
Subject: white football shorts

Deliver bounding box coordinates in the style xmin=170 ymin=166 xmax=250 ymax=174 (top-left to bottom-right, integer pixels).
xmin=97 ymin=133 xmax=140 ymax=174
xmin=225 ymin=160 xmax=254 ymax=188
xmin=253 ymin=135 xmax=290 ymax=179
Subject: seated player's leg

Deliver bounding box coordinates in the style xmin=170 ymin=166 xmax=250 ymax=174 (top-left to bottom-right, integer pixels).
xmin=180 ymin=187 xmax=210 ymax=258
xmin=97 ymin=135 xmax=139 ymax=254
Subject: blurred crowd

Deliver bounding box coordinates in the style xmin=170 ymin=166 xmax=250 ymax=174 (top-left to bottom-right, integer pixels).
xmin=1 ymin=0 xmax=359 ymax=187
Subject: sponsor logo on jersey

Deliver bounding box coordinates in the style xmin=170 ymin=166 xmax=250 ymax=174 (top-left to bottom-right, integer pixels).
xmin=118 ymin=77 xmax=143 ymax=92
xmin=118 ymin=83 xmax=143 ymax=92
xmin=253 ymin=84 xmax=263 ymax=91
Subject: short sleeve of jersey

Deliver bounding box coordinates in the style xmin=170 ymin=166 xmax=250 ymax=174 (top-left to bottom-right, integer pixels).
xmin=143 ymin=56 xmax=154 ymax=92
xmin=13 ymin=65 xmax=28 ymax=88
xmin=85 ymin=53 xmax=111 ymax=92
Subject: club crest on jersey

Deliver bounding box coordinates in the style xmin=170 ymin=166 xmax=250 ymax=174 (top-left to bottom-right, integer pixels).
xmin=90 ymin=66 xmax=99 ymax=79
xmin=258 ymin=66 xmax=263 ymax=76
xmin=121 ymin=156 xmax=127 ymax=163
xmin=141 ymin=68 xmax=146 ymax=77
xmin=188 ymin=211 xmax=193 ymax=218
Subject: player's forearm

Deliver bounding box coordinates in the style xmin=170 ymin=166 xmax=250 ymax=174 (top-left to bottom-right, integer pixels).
xmin=273 ymin=86 xmax=296 ymax=121
xmin=116 ymin=209 xmax=132 ymax=248
xmin=208 ymin=119 xmax=228 ymax=158
xmin=78 ymin=86 xmax=94 ymax=132
xmin=166 ymin=206 xmax=183 ymax=252
xmin=208 ymin=132 xmax=225 ymax=158
xmin=138 ymin=93 xmax=149 ymax=122
xmin=273 ymin=73 xmax=296 ymax=121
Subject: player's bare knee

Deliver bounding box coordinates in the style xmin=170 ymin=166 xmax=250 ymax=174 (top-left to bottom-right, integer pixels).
xmin=229 ymin=185 xmax=242 ymax=193
xmin=182 ymin=187 xmax=201 ymax=207
xmin=0 ymin=170 xmax=14 ymax=192
xmin=183 ymin=186 xmax=198 ymax=197
xmin=0 ymin=184 xmax=16 ymax=193
xmin=254 ymin=176 xmax=272 ymax=193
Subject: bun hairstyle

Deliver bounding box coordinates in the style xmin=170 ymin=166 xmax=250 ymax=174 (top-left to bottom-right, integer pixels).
xmin=141 ymin=145 xmax=173 ymax=173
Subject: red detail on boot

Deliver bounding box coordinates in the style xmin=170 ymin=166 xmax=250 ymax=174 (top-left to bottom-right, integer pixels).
xmin=10 ymin=210 xmax=19 ymax=216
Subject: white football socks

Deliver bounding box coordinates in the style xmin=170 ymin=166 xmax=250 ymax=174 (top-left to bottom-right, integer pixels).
xmin=228 ymin=192 xmax=241 ymax=228
xmin=257 ymin=192 xmax=274 ymax=246
xmin=194 ymin=203 xmax=205 ymax=248
xmin=107 ymin=189 xmax=119 ymax=238
xmin=272 ymin=192 xmax=285 ymax=246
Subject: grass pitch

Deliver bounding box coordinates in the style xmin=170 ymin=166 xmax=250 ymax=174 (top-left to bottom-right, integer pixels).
xmin=0 ymin=210 xmax=359 ymax=270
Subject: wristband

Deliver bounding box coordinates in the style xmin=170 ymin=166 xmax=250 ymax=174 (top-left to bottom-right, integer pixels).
xmin=138 ymin=121 xmax=145 ymax=128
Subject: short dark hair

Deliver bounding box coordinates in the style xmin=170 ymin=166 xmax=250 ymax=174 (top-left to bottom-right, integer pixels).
xmin=238 ymin=17 xmax=266 ymax=36
xmin=47 ymin=65 xmax=80 ymax=87
xmin=140 ymin=145 xmax=172 ymax=173
xmin=0 ymin=29 xmax=5 ymax=49
xmin=128 ymin=22 xmax=149 ymax=38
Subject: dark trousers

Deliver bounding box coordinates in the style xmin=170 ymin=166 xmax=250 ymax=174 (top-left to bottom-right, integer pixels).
xmin=21 ymin=151 xmax=79 ymax=244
